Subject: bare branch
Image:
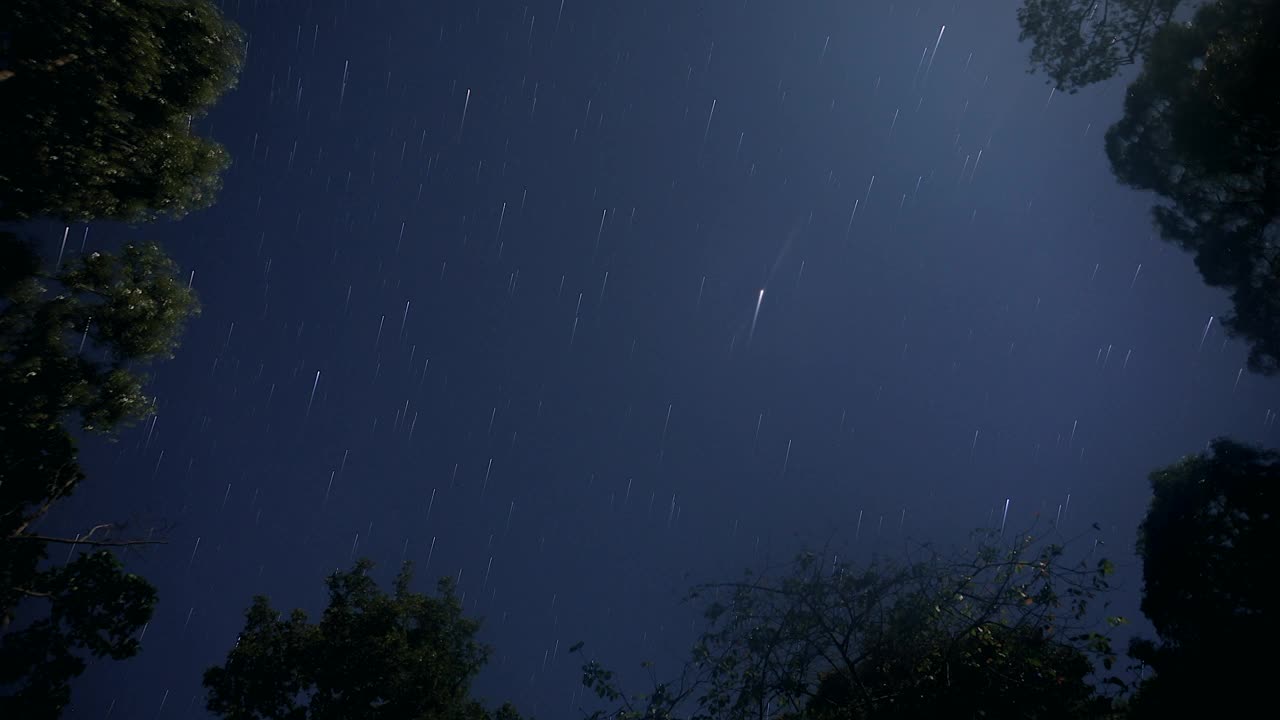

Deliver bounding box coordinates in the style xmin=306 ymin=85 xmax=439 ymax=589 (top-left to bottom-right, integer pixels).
xmin=14 ymin=533 xmax=167 ymax=548
xmin=7 ymin=461 xmax=83 ymax=537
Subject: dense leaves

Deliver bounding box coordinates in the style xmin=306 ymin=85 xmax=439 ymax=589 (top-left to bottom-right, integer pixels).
xmin=1128 ymin=438 xmax=1278 ymax=716
xmin=1105 ymin=0 xmax=1280 ymax=373
xmin=0 ymin=548 xmax=157 ymax=720
xmin=1 ymin=1 xmax=237 ymax=715
xmin=204 ymin=560 xmax=523 ymax=720
xmin=0 ymin=0 xmax=244 ymax=222
xmin=0 ymin=233 xmax=198 ymax=538
xmin=576 ymin=531 xmax=1125 ymax=719
xmin=0 ymin=233 xmax=196 ymax=715
xmin=1018 ymin=0 xmax=1280 ymax=370
xmin=1012 ymin=17 xmax=1280 ymax=710
xmin=1016 ymin=0 xmax=1180 ymax=93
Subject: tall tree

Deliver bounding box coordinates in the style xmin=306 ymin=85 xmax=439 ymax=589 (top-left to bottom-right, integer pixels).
xmin=1016 ymin=0 xmax=1181 ymax=93
xmin=576 ymin=530 xmax=1126 ymax=720
xmin=1128 ymin=438 xmax=1278 ymax=717
xmin=204 ymin=560 xmax=524 ymax=720
xmin=0 ymin=0 xmax=244 ymax=222
xmin=1105 ymin=0 xmax=1280 ymax=372
xmin=0 ymin=232 xmax=197 ymax=717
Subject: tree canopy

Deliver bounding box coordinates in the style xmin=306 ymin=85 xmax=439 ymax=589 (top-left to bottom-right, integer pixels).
xmin=1104 ymin=0 xmax=1280 ymax=373
xmin=204 ymin=559 xmax=524 ymax=720
xmin=1019 ymin=0 xmax=1280 ymax=371
xmin=0 ymin=232 xmax=197 ymax=717
xmin=1 ymin=1 xmax=240 ymax=713
xmin=577 ymin=531 xmax=1126 ymax=720
xmin=1127 ymin=438 xmax=1278 ymax=716
xmin=0 ymin=549 xmax=157 ymax=720
xmin=0 ymin=0 xmax=245 ymax=222
xmin=1016 ymin=0 xmax=1180 ymax=93
xmin=0 ymin=233 xmax=198 ymax=539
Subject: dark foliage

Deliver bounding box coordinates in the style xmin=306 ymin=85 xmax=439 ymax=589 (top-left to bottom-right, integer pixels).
xmin=204 ymin=560 xmax=524 ymax=720
xmin=0 ymin=233 xmax=197 ymax=715
xmin=1016 ymin=0 xmax=1180 ymax=93
xmin=1128 ymin=438 xmax=1278 ymax=716
xmin=0 ymin=0 xmax=244 ymax=222
xmin=0 ymin=233 xmax=198 ymax=538
xmin=576 ymin=531 xmax=1126 ymax=719
xmin=1105 ymin=0 xmax=1280 ymax=373
xmin=0 ymin=549 xmax=156 ymax=720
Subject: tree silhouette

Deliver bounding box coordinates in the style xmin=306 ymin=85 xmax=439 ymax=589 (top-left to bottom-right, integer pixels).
xmin=0 ymin=2 xmax=240 ymax=712
xmin=576 ymin=531 xmax=1126 ymax=719
xmin=1105 ymin=0 xmax=1280 ymax=372
xmin=0 ymin=548 xmax=157 ymax=720
xmin=1016 ymin=0 xmax=1180 ymax=93
xmin=0 ymin=0 xmax=244 ymax=222
xmin=0 ymin=233 xmax=196 ymax=716
xmin=1 ymin=234 xmax=198 ymax=540
xmin=1128 ymin=438 xmax=1278 ymax=717
xmin=205 ymin=560 xmax=524 ymax=720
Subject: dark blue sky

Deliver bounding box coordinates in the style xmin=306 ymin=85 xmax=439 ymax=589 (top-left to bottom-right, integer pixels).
xmin=39 ymin=0 xmax=1277 ymax=717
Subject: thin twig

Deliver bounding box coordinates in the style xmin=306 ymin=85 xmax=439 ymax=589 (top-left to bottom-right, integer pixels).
xmin=15 ymin=534 xmax=166 ymax=548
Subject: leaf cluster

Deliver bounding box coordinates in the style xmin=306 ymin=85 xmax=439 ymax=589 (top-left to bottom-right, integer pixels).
xmin=0 ymin=548 xmax=157 ymax=720
xmin=0 ymin=234 xmax=194 ymax=714
xmin=0 ymin=2 xmax=239 ymax=715
xmin=576 ymin=530 xmax=1126 ymax=720
xmin=1104 ymin=0 xmax=1280 ymax=373
xmin=1 ymin=233 xmax=198 ymax=539
xmin=1127 ymin=438 xmax=1278 ymax=716
xmin=0 ymin=0 xmax=245 ymax=222
xmin=204 ymin=560 xmax=524 ymax=720
xmin=1016 ymin=0 xmax=1181 ymax=93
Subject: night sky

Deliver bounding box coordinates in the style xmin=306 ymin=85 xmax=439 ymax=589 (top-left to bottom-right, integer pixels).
xmin=35 ymin=0 xmax=1279 ymax=717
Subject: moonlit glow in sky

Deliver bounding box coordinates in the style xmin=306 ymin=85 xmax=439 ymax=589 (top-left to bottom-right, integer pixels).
xmin=41 ymin=2 xmax=1278 ymax=717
